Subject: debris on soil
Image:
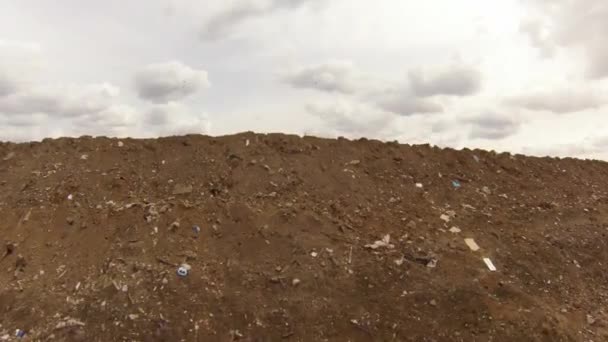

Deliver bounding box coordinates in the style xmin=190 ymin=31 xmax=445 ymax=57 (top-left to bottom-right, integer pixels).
xmin=483 ymin=257 xmax=497 ymax=271
xmin=464 ymin=238 xmax=480 ymax=252
xmin=1 ymin=133 xmax=608 ymax=341
xmin=364 ymin=234 xmax=394 ymax=249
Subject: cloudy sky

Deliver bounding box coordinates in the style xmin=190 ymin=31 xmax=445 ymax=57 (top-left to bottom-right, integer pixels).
xmin=1 ymin=0 xmax=608 ymax=159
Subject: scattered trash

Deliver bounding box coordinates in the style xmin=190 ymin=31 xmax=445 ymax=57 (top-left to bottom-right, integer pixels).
xmin=429 ymin=299 xmax=437 ymax=307
xmin=473 ymin=155 xmax=480 ymax=162
xmin=177 ymin=263 xmax=191 ymax=277
xmin=415 ymin=183 xmax=423 ymax=188
xmin=481 ymin=186 xmax=492 ymax=195
xmin=464 ymin=238 xmax=480 ymax=252
xmin=310 ymin=251 xmax=318 ymax=258
xmin=483 ymin=257 xmax=497 ymax=271
xmin=452 ymin=180 xmax=461 ymax=188
xmin=245 ymin=139 xmax=250 ymax=147
xmin=365 ymin=234 xmax=394 ymax=249
xmin=426 ymin=259 xmax=438 ymax=268
xmin=117 ymin=141 xmax=124 ymax=147
xmin=67 ymin=194 xmax=73 ymax=200
xmin=449 ymin=227 xmax=461 ymax=233
xmin=192 ymin=225 xmax=201 ymax=235
xmin=292 ymin=278 xmax=301 ymax=286
xmin=80 ymin=154 xmax=88 ymax=160
xmin=440 ymin=214 xmax=451 ymax=223
xmin=15 ymin=329 xmax=25 ymax=338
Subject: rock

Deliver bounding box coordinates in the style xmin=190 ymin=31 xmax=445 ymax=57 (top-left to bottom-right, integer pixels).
xmin=15 ymin=254 xmax=26 ymax=270
xmin=67 ymin=217 xmax=75 ymax=225
xmin=587 ymin=314 xmax=596 ymax=325
xmin=169 ymin=221 xmax=180 ymax=232
xmin=406 ymin=221 xmax=417 ymax=229
xmin=292 ymin=278 xmax=301 ymax=286
xmin=117 ymin=141 xmax=124 ymax=147
xmin=365 ymin=234 xmax=394 ymax=249
xmin=172 ymin=184 xmax=193 ymax=195
xmin=2 ymin=152 xmax=15 ymax=161
xmin=440 ymin=214 xmax=451 ymax=222
xmin=482 ymin=186 xmax=492 ymax=195
xmin=347 ymin=160 xmax=361 ymax=166
xmin=429 ymin=299 xmax=437 ymax=306
xmin=128 ymin=314 xmax=139 ymax=320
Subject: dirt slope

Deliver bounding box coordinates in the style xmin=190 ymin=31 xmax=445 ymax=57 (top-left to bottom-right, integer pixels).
xmin=1 ymin=133 xmax=608 ymax=341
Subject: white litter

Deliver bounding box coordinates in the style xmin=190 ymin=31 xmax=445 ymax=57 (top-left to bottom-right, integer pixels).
xmin=365 ymin=234 xmax=394 ymax=249
xmin=415 ymin=183 xmax=423 ymax=188
xmin=449 ymin=227 xmax=461 ymax=234
xmin=310 ymin=251 xmax=318 ymax=258
xmin=483 ymin=257 xmax=497 ymax=271
xmin=464 ymin=238 xmax=480 ymax=251
xmin=67 ymin=194 xmax=73 ymax=201
xmin=245 ymin=139 xmax=250 ymax=147
xmin=440 ymin=214 xmax=451 ymax=222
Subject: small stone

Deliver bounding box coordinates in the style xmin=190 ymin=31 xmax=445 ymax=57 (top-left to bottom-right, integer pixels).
xmin=67 ymin=217 xmax=75 ymax=225
xmin=117 ymin=141 xmax=124 ymax=147
xmin=415 ymin=183 xmax=423 ymax=188
xmin=406 ymin=221 xmax=417 ymax=229
xmin=482 ymin=186 xmax=491 ymax=195
xmin=310 ymin=252 xmax=318 ymax=258
xmin=161 ymin=278 xmax=168 ymax=285
xmin=80 ymin=154 xmax=88 ymax=160
xmin=128 ymin=314 xmax=139 ymax=320
xmin=121 ymin=285 xmax=128 ymax=292
xmin=429 ymin=299 xmax=437 ymax=306
xmin=169 ymin=221 xmax=180 ymax=232
xmin=348 ymin=160 xmax=361 ymax=165
xmin=440 ymin=214 xmax=450 ymax=222
xmin=172 ymin=184 xmax=193 ymax=195
xmin=292 ymin=278 xmax=301 ymax=286
xmin=587 ymin=315 xmax=596 ymax=325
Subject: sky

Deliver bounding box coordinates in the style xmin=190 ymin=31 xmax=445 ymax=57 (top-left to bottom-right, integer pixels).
xmin=1 ymin=0 xmax=608 ymax=159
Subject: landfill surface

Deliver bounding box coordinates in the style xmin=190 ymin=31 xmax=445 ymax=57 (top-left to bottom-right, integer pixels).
xmin=1 ymin=133 xmax=608 ymax=341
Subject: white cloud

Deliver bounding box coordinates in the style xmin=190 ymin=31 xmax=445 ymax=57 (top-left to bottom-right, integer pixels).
xmin=408 ymin=64 xmax=482 ymax=97
xmin=200 ymin=0 xmax=326 ymax=40
xmin=143 ymin=102 xmax=211 ymax=137
xmin=282 ymin=60 xmax=361 ymax=94
xmin=523 ymin=0 xmax=608 ymax=79
xmin=0 ymin=39 xmax=43 ymax=96
xmin=0 ymin=83 xmax=119 ymax=117
xmin=506 ymin=87 xmax=605 ymax=113
xmin=134 ymin=61 xmax=210 ymax=103
xmin=306 ymin=100 xmax=397 ymax=138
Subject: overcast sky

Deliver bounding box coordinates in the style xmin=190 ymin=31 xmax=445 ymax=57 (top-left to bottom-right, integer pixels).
xmin=1 ymin=0 xmax=608 ymax=159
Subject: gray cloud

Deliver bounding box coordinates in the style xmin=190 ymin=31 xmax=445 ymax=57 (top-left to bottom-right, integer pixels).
xmin=201 ymin=0 xmax=326 ymax=40
xmin=519 ymin=19 xmax=555 ymax=58
xmin=282 ymin=60 xmax=360 ymax=94
xmin=0 ymin=83 xmax=120 ymax=117
xmin=143 ymin=102 xmax=211 ymax=136
xmin=306 ymin=101 xmax=397 ymax=137
xmin=134 ymin=61 xmax=210 ymax=103
xmin=465 ymin=113 xmax=521 ymax=140
xmin=408 ymin=64 xmax=482 ymax=97
xmin=523 ymin=0 xmax=608 ymax=79
xmin=506 ymin=88 xmax=604 ymax=113
xmin=373 ymin=93 xmax=442 ymax=116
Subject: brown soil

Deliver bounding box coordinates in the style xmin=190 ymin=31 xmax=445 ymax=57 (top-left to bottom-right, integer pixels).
xmin=1 ymin=133 xmax=608 ymax=341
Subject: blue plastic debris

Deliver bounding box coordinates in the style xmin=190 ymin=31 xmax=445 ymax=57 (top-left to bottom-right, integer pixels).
xmin=177 ymin=264 xmax=190 ymax=277
xmin=15 ymin=329 xmax=26 ymax=338
xmin=452 ymin=180 xmax=461 ymax=188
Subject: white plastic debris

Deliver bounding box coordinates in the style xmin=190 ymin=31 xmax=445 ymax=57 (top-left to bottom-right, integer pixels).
xmin=365 ymin=234 xmax=394 ymax=249
xmin=464 ymin=238 xmax=480 ymax=251
xmin=245 ymin=139 xmax=250 ymax=146
xmin=310 ymin=252 xmax=318 ymax=258
xmin=483 ymin=257 xmax=497 ymax=271
xmin=449 ymin=227 xmax=461 ymax=234
xmin=415 ymin=183 xmax=423 ymax=188
xmin=80 ymin=154 xmax=88 ymax=160
xmin=67 ymin=194 xmax=73 ymax=201
xmin=440 ymin=214 xmax=451 ymax=222
xmin=117 ymin=141 xmax=124 ymax=147
xmin=177 ymin=266 xmax=188 ymax=277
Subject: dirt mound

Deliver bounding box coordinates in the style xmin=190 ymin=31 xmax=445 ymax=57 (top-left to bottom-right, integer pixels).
xmin=1 ymin=133 xmax=608 ymax=341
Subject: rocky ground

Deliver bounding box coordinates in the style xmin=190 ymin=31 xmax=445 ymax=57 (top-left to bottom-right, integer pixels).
xmin=1 ymin=133 xmax=608 ymax=341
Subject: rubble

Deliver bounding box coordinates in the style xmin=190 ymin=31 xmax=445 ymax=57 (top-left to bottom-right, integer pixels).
xmin=0 ymin=134 xmax=607 ymax=341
